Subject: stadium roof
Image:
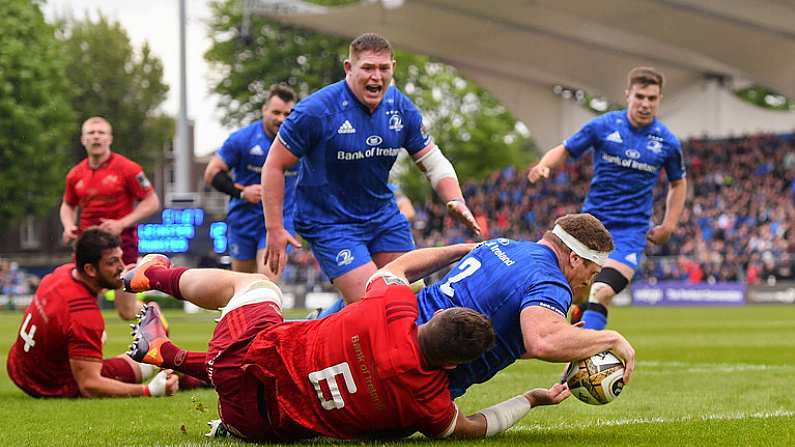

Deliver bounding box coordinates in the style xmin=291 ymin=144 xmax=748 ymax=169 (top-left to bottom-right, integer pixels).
xmin=250 ymin=0 xmax=795 ymax=100
xmin=249 ymin=0 xmax=795 ymax=147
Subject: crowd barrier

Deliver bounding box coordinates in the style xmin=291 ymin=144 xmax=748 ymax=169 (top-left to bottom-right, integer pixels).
xmin=631 ymin=281 xmax=795 ymax=306
xmin=3 ymin=282 xmax=794 ymax=312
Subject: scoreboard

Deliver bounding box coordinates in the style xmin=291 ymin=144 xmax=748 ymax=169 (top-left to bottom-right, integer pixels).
xmin=137 ymin=208 xmax=228 ymax=255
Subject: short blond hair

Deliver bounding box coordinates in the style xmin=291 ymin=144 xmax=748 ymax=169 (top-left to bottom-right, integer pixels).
xmin=81 ymin=116 xmax=112 ymax=135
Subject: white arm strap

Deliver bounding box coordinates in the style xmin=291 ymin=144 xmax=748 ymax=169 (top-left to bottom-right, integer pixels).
xmin=415 ymin=145 xmax=458 ymax=188
xmin=478 ymin=395 xmax=532 ymax=437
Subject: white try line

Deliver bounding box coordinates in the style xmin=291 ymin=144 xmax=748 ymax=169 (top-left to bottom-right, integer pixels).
xmin=513 ymin=409 xmax=795 ymax=432
xmin=638 ymin=360 xmax=795 ymax=374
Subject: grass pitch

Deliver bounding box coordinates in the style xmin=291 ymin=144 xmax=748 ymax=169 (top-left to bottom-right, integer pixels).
xmin=1 ymin=305 xmax=794 ymax=446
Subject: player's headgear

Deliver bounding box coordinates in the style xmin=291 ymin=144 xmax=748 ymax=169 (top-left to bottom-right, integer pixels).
xmin=552 ymin=225 xmax=609 ymax=266
xmin=544 ymin=213 xmax=613 ymax=265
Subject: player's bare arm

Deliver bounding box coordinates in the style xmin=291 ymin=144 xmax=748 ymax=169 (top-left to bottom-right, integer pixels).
xmin=377 ymin=243 xmax=477 ymax=284
xmin=411 ymin=143 xmax=481 ymax=236
xmin=99 ymin=192 xmax=160 ymax=237
xmin=69 ymin=357 xmax=178 ymax=397
xmin=261 ymin=138 xmax=301 ymax=274
xmin=527 ymin=144 xmax=569 ymax=183
xmin=448 ymin=382 xmax=570 ymax=438
xmin=647 ymin=178 xmax=687 ymax=245
xmin=519 ymin=306 xmax=635 ymax=383
xmin=59 ymin=201 xmax=80 ymax=244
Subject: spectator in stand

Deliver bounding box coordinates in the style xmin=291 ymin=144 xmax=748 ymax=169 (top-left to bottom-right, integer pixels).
xmin=410 ymin=132 xmax=795 ymax=286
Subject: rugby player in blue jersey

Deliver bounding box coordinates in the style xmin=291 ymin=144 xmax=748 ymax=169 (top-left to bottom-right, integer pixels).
xmin=528 ymin=67 xmax=687 ymax=330
xmin=412 ymin=213 xmax=635 ymax=398
xmin=204 ymin=85 xmax=297 ymax=279
xmin=261 ymin=33 xmax=480 ymax=303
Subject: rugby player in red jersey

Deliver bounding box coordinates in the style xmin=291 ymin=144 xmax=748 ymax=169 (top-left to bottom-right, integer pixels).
xmin=124 ymin=244 xmax=570 ymax=441
xmin=6 ymin=229 xmax=177 ymax=398
xmin=60 ymin=116 xmax=160 ymax=320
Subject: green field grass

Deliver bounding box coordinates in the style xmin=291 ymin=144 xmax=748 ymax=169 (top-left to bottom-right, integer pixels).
xmin=1 ymin=306 xmax=794 ymax=446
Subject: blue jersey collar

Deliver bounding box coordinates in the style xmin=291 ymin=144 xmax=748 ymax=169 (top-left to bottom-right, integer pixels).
xmin=623 ymin=109 xmax=657 ymax=133
xmin=343 ymin=79 xmax=389 ymax=115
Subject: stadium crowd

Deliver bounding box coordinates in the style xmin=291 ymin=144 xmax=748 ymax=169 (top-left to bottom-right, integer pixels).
xmin=4 ymin=133 xmax=793 ymax=297
xmin=411 ymin=132 xmax=795 ymax=285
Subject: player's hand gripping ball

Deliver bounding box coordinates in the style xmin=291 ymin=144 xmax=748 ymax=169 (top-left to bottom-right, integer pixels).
xmin=565 ymin=351 xmax=625 ymax=405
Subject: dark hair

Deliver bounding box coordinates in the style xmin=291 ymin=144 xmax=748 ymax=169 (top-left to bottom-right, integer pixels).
xmin=266 ymin=83 xmax=296 ymax=106
xmin=75 ymin=228 xmax=121 ymax=273
xmin=543 ymin=213 xmax=614 ymax=257
xmin=349 ymin=33 xmax=393 ymax=59
xmin=627 ymin=66 xmax=664 ymax=91
xmin=419 ymin=307 xmax=495 ymax=367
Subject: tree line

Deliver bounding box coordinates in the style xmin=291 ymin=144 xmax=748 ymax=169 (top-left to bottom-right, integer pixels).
xmin=0 ymin=0 xmax=534 ymax=231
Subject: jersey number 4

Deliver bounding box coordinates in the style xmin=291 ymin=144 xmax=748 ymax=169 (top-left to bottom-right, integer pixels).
xmin=440 ymin=258 xmax=482 ymax=297
xmin=308 ymin=362 xmax=357 ymax=410
xmin=19 ymin=313 xmax=37 ymax=352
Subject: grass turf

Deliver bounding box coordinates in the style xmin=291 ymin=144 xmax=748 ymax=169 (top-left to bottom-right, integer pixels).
xmin=0 ymin=305 xmax=793 ymax=446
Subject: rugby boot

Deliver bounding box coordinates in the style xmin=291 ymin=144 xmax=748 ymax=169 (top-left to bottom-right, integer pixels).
xmin=127 ymin=302 xmax=169 ymax=366
xmin=123 ymin=254 xmax=171 ymax=293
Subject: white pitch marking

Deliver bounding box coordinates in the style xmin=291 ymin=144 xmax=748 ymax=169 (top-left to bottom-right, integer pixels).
xmin=512 ymin=410 xmax=795 ymax=433
xmin=637 ymin=360 xmax=795 ymax=374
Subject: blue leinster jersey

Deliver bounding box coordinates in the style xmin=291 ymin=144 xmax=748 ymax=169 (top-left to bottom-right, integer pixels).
xmin=417 ymin=239 xmax=573 ymax=398
xmin=564 ymin=110 xmax=685 ymax=227
xmin=277 ymin=80 xmax=431 ymax=226
xmin=218 ymin=121 xmax=298 ymax=235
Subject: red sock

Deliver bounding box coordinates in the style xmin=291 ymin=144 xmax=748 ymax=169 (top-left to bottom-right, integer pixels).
xmin=145 ymin=267 xmax=189 ymax=300
xmin=101 ymin=357 xmax=139 ymax=383
xmin=178 ymin=373 xmax=211 ymax=390
xmin=159 ymin=341 xmax=208 ymax=382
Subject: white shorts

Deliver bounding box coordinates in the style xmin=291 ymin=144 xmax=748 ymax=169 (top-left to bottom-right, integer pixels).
xmin=218 ymin=279 xmax=283 ymax=320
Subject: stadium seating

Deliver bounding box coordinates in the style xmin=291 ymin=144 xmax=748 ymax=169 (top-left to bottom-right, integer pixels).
xmin=411 ymin=133 xmax=795 ymax=284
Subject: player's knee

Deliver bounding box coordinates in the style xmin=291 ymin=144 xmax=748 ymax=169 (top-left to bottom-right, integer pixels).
xmin=592 ymin=267 xmax=630 ymax=296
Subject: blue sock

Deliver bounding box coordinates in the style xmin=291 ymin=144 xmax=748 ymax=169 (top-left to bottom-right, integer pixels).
xmin=317 ymin=298 xmax=345 ymax=319
xmin=582 ymin=309 xmax=607 ymax=330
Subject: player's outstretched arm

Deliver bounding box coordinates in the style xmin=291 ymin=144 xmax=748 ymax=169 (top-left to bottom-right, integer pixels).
xmin=448 ymin=383 xmax=570 ymax=438
xmin=411 ymin=143 xmax=480 ymax=236
xmin=70 ymin=358 xmax=178 ymax=397
xmin=261 ymin=139 xmax=301 ymax=275
xmin=527 ymin=144 xmax=569 ymax=183
xmin=520 ymin=306 xmax=635 ymax=383
xmin=378 ymin=243 xmax=477 ymax=284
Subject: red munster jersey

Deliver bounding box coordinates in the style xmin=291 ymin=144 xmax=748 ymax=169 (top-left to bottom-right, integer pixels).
xmin=6 ymin=264 xmax=105 ymax=397
xmin=63 ymin=152 xmax=153 ymax=242
xmin=244 ymin=278 xmax=457 ymax=440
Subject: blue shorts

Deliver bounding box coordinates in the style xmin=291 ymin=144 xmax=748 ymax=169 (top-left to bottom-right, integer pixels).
xmin=296 ymin=212 xmax=415 ymax=280
xmin=605 ymin=222 xmax=649 ymax=271
xmin=228 ymin=222 xmax=295 ymax=261
xmin=228 ymin=229 xmax=265 ymax=261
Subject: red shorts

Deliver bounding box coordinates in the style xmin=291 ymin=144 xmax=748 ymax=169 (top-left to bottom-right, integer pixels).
xmin=120 ymin=233 xmax=138 ymax=266
xmin=207 ymin=301 xmax=282 ymax=440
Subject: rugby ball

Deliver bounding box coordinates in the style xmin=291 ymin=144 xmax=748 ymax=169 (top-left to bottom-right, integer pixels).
xmin=565 ymin=351 xmax=625 ymax=405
